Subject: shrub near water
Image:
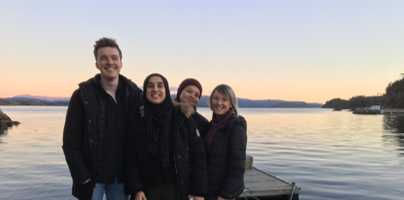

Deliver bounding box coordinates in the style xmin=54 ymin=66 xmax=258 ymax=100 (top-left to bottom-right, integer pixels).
xmin=383 ymin=77 xmax=404 ymax=108
xmin=322 ymin=96 xmax=383 ymax=109
xmin=322 ymin=76 xmax=404 ymax=109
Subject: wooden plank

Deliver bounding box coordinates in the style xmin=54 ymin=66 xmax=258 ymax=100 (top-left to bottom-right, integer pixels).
xmin=245 ymin=155 xmax=253 ymax=170
xmin=241 ymin=167 xmax=301 ymax=198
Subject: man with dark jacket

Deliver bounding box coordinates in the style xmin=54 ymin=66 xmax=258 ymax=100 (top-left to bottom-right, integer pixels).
xmin=62 ymin=37 xmax=142 ymax=200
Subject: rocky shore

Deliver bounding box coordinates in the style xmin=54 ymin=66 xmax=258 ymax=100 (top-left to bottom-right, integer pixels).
xmin=352 ymin=108 xmax=381 ymax=114
xmin=0 ymin=108 xmax=20 ymax=134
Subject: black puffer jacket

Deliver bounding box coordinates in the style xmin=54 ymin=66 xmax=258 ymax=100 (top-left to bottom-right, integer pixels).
xmin=203 ymin=115 xmax=247 ymax=199
xmin=190 ymin=111 xmax=210 ymax=137
xmin=173 ymin=100 xmax=210 ymax=137
xmin=62 ymin=74 xmax=142 ymax=199
xmin=126 ymin=101 xmax=207 ymax=200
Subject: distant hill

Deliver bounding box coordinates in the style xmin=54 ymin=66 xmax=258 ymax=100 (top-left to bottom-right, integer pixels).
xmin=271 ymin=101 xmax=323 ymax=108
xmin=0 ymin=99 xmax=69 ymax=106
xmin=10 ymin=94 xmax=70 ymax=102
xmin=0 ymin=94 xmax=323 ymax=108
xmin=0 ymin=95 xmax=69 ymax=106
xmin=171 ymin=94 xmax=322 ymax=108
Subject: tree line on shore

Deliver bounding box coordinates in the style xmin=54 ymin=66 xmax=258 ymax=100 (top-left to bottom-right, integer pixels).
xmin=0 ymin=95 xmax=323 ymax=108
xmin=322 ymin=96 xmax=383 ymax=109
xmin=0 ymin=99 xmax=68 ymax=106
xmin=383 ymin=77 xmax=404 ymax=108
xmin=323 ymin=76 xmax=404 ymax=109
xmin=5 ymin=75 xmax=404 ymax=109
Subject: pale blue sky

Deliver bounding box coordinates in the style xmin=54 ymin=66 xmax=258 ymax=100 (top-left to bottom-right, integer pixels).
xmin=1 ymin=0 xmax=403 ymax=103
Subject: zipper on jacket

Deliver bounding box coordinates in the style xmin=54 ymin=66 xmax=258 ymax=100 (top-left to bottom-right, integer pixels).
xmin=80 ymin=88 xmax=96 ymax=171
xmin=173 ymin=118 xmax=185 ymax=199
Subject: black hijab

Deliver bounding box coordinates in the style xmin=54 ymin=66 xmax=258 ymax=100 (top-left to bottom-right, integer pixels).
xmin=143 ymin=73 xmax=174 ymax=167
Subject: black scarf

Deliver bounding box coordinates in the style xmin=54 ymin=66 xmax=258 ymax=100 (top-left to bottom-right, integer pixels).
xmin=203 ymin=109 xmax=235 ymax=155
xmin=143 ymin=73 xmax=174 ymax=168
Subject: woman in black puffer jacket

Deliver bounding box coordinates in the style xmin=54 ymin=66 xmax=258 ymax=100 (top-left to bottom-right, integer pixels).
xmin=174 ymin=78 xmax=210 ymax=138
xmin=203 ymin=84 xmax=247 ymax=200
xmin=126 ymin=73 xmax=207 ymax=200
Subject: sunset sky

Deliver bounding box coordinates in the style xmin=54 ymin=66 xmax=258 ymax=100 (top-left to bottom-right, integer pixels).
xmin=1 ymin=0 xmax=403 ymax=104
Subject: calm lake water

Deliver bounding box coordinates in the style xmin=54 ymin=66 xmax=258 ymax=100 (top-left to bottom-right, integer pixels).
xmin=0 ymin=106 xmax=403 ymax=200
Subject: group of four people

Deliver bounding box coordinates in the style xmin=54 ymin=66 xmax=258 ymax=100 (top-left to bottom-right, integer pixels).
xmin=62 ymin=37 xmax=247 ymax=200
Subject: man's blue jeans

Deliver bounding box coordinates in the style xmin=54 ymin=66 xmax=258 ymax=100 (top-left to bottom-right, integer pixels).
xmin=92 ymin=177 xmax=128 ymax=200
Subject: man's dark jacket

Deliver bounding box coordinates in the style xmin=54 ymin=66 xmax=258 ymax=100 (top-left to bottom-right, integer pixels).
xmin=62 ymin=74 xmax=142 ymax=199
xmin=126 ymin=101 xmax=207 ymax=200
xmin=202 ymin=115 xmax=247 ymax=199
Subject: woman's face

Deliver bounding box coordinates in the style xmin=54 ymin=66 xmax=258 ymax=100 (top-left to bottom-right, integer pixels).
xmin=179 ymin=85 xmax=200 ymax=107
xmin=146 ymin=76 xmax=166 ymax=104
xmin=211 ymin=90 xmax=231 ymax=116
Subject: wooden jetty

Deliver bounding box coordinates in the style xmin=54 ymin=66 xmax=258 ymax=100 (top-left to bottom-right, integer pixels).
xmin=382 ymin=108 xmax=404 ymax=115
xmin=239 ymin=156 xmax=301 ymax=200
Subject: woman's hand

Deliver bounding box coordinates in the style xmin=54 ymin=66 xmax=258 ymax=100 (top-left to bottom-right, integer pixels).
xmin=82 ymin=178 xmax=91 ymax=184
xmin=135 ymin=191 xmax=147 ymax=200
xmin=217 ymin=196 xmax=227 ymax=200
xmin=188 ymin=195 xmax=204 ymax=200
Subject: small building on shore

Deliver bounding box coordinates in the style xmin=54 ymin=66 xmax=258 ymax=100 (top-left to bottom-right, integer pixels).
xmin=369 ymin=105 xmax=381 ymax=110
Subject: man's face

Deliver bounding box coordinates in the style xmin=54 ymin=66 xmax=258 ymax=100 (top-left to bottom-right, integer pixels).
xmin=95 ymin=47 xmax=122 ymax=81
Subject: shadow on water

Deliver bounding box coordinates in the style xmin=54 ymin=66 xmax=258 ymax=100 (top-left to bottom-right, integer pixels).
xmin=382 ymin=114 xmax=404 ymax=158
xmin=0 ymin=124 xmax=9 ymax=146
xmin=0 ymin=124 xmax=9 ymax=136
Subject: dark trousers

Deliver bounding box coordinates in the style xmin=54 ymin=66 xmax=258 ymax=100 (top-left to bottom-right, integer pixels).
xmin=144 ymin=183 xmax=178 ymax=200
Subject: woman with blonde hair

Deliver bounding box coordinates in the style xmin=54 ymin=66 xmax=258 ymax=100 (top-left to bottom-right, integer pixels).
xmin=203 ymin=84 xmax=247 ymax=200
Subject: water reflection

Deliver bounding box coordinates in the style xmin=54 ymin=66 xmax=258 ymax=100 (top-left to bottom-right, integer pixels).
xmin=0 ymin=123 xmax=17 ymax=136
xmin=0 ymin=124 xmax=8 ymax=148
xmin=382 ymin=114 xmax=404 ymax=158
xmin=383 ymin=114 xmax=404 ymax=133
xmin=0 ymin=124 xmax=9 ymax=136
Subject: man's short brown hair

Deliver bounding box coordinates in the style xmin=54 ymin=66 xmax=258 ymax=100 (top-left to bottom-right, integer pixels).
xmin=93 ymin=37 xmax=122 ymax=61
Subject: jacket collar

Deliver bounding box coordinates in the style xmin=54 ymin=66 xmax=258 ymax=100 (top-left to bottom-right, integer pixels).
xmin=221 ymin=115 xmax=247 ymax=130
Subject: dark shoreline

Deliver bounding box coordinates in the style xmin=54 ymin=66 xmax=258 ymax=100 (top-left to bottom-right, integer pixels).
xmin=0 ymin=108 xmax=20 ymax=135
xmin=0 ymin=99 xmax=69 ymax=106
xmin=1 ymin=96 xmax=323 ymax=108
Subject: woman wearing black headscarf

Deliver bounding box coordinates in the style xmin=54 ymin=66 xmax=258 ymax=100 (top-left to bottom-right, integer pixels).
xmin=126 ymin=73 xmax=207 ymax=200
